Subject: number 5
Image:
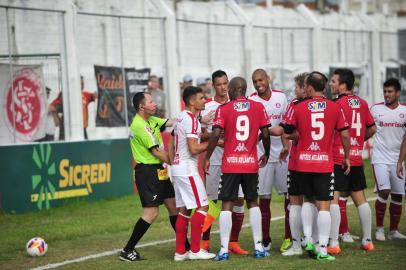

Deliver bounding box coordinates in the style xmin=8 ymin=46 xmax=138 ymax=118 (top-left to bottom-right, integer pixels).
xmin=311 ymin=113 xmax=324 ymax=141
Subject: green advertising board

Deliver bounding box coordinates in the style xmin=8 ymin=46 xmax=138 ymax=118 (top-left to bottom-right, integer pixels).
xmin=0 ymin=139 xmax=134 ymax=213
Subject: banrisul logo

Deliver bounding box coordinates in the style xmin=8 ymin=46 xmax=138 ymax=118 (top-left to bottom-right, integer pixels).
xmin=31 ymin=144 xmax=56 ymax=210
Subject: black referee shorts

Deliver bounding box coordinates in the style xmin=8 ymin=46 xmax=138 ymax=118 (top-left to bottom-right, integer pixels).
xmin=334 ymin=164 xmax=367 ymax=192
xmin=134 ymin=164 xmax=175 ymax=207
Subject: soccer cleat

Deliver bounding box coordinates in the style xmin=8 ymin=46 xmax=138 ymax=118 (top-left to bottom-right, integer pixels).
xmin=361 ymin=239 xmax=375 ymax=251
xmin=282 ymin=246 xmax=303 ymax=256
xmin=119 ymin=249 xmax=141 ymax=262
xmin=375 ymin=227 xmax=386 ymax=241
xmin=280 ymin=238 xmax=293 ymax=253
xmin=327 ymin=245 xmax=341 ymax=255
xmin=214 ymin=252 xmax=230 ymax=261
xmin=263 ymin=238 xmax=272 ymax=251
xmin=174 ymin=252 xmax=189 ymax=261
xmin=254 ymin=249 xmax=270 ymax=259
xmin=188 ymin=249 xmax=216 ymax=260
xmin=200 ymin=239 xmax=211 ymax=252
xmin=304 ymin=242 xmax=317 ymax=258
xmin=228 ymin=242 xmax=249 ymax=255
xmin=317 ymin=253 xmax=336 ymax=261
xmin=388 ymin=230 xmax=406 ymax=240
xmin=339 ymin=232 xmax=355 ymax=243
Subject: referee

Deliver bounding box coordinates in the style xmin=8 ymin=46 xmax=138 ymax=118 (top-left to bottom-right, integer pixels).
xmin=120 ymin=92 xmax=179 ymax=262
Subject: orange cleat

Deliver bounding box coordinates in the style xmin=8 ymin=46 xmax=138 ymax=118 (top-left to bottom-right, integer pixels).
xmin=228 ymin=242 xmax=249 ymax=255
xmin=327 ymin=245 xmax=341 ymax=255
xmin=200 ymin=240 xmax=210 ymax=252
xmin=361 ymin=242 xmax=375 ymax=251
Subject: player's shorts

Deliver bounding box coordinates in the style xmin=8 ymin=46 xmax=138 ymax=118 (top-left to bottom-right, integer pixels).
xmin=134 ymin=164 xmax=175 ymax=207
xmin=334 ymin=165 xmax=367 ymax=192
xmin=258 ymin=161 xmax=288 ymax=196
xmin=296 ymin=171 xmax=334 ymax=201
xmin=206 ymin=165 xmax=244 ymax=200
xmin=219 ymin=173 xmax=258 ymax=201
xmin=172 ymin=173 xmax=209 ymax=209
xmin=287 ymin=170 xmax=302 ymax=197
xmin=372 ymin=163 xmax=405 ymax=195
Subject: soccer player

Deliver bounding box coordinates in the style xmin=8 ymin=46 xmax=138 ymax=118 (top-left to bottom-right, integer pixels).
xmin=328 ymin=68 xmax=376 ymax=253
xmin=200 ymin=70 xmax=248 ymax=255
xmin=204 ymin=77 xmax=275 ymax=261
xmin=283 ymin=71 xmax=351 ymax=261
xmin=248 ymin=69 xmax=291 ymax=252
xmin=371 ymin=78 xmax=406 ymax=241
xmin=121 ymin=92 xmax=178 ymax=262
xmin=171 ymin=86 xmax=216 ymax=261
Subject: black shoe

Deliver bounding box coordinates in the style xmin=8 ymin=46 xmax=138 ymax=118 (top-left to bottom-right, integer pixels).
xmin=119 ymin=249 xmax=141 ymax=262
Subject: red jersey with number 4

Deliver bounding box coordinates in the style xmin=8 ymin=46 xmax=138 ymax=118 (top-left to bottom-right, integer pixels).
xmin=213 ymin=97 xmax=271 ymax=173
xmin=284 ymin=96 xmax=349 ymax=173
xmin=332 ymin=94 xmax=375 ymax=166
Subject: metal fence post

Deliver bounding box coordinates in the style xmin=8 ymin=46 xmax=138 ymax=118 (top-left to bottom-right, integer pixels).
xmin=5 ymin=7 xmax=16 ymax=143
xmin=118 ymin=17 xmax=129 ymax=131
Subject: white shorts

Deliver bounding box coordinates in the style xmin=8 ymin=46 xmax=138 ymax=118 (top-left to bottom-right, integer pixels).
xmin=173 ymin=173 xmax=209 ymax=209
xmin=372 ymin=163 xmax=405 ymax=195
xmin=206 ymin=165 xmax=244 ymax=200
xmin=258 ymin=161 xmax=288 ymax=196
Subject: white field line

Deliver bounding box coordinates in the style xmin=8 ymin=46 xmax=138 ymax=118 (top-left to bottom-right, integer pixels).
xmin=31 ymin=197 xmax=377 ymax=270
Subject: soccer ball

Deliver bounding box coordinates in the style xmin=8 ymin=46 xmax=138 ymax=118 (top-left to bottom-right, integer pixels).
xmin=26 ymin=237 xmax=48 ymax=256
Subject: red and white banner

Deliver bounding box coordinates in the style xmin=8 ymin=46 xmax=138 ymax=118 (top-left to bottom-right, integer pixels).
xmin=0 ymin=64 xmax=47 ymax=144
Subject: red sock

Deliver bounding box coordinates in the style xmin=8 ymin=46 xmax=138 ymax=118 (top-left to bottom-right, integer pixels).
xmin=389 ymin=202 xmax=402 ymax=231
xmin=190 ymin=211 xmax=206 ymax=253
xmin=259 ymin=198 xmax=271 ymax=241
xmin=375 ymin=198 xmax=387 ymax=228
xmin=175 ymin=214 xmax=189 ymax=254
xmin=230 ymin=212 xmax=244 ymax=242
xmin=339 ymin=197 xmax=349 ymax=234
xmin=284 ymin=197 xmax=291 ymax=240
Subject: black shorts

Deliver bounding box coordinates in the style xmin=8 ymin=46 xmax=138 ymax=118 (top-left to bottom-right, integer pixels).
xmin=287 ymin=170 xmax=301 ymax=196
xmin=297 ymin=171 xmax=334 ymax=201
xmin=219 ymin=173 xmax=258 ymax=201
xmin=134 ymin=164 xmax=175 ymax=207
xmin=334 ymin=165 xmax=366 ymax=192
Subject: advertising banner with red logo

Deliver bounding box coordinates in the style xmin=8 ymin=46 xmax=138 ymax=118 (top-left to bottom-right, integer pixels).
xmin=0 ymin=64 xmax=47 ymax=144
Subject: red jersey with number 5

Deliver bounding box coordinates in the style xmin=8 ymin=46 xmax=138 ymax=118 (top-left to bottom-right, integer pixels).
xmin=332 ymin=94 xmax=375 ymax=166
xmin=284 ymin=96 xmax=349 ymax=173
xmin=213 ymin=97 xmax=271 ymax=173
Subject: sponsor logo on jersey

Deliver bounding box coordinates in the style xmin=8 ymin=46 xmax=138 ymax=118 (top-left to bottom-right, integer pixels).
xmin=269 ymin=114 xmax=281 ymax=120
xmin=350 ymin=137 xmax=360 ymax=146
xmin=378 ymin=121 xmax=404 ymax=127
xmin=234 ymin=142 xmax=248 ymax=152
xmin=307 ymin=101 xmax=326 ymax=112
xmin=307 ymin=142 xmax=321 ymax=151
xmin=233 ymin=101 xmax=250 ymax=112
xmin=348 ymin=98 xmax=360 ymax=109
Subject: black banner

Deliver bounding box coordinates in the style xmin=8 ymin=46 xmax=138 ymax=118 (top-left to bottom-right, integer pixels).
xmin=125 ymin=68 xmax=150 ymax=121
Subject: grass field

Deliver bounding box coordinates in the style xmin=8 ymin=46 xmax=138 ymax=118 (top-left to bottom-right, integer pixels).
xmin=1 ymin=160 xmax=406 ymax=270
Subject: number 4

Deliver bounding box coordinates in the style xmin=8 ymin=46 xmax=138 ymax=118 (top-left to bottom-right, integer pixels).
xmin=351 ymin=111 xmax=361 ymax=137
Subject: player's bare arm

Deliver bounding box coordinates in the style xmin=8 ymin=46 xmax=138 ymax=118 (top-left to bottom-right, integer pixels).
xmin=168 ymin=135 xmax=175 ymax=165
xmin=279 ymin=135 xmax=289 ymax=162
xmin=364 ymin=125 xmax=377 ymax=141
xmin=151 ymin=147 xmax=170 ymax=164
xmin=204 ymin=127 xmax=221 ymax=174
xmin=201 ymin=110 xmax=215 ymax=125
xmin=396 ymin=133 xmax=406 ymax=178
xmin=187 ymin=137 xmax=208 ymax=155
xmin=259 ymin=126 xmax=270 ymax=167
xmin=339 ymin=128 xmax=351 ymax=175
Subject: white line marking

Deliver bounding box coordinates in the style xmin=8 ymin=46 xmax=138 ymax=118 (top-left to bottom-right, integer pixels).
xmin=31 ymin=197 xmax=377 ymax=270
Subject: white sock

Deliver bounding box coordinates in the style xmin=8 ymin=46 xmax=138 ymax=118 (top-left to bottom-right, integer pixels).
xmin=289 ymin=205 xmax=302 ymax=249
xmin=317 ymin=210 xmax=331 ymax=256
xmin=311 ymin=203 xmax=319 ymax=243
xmin=219 ymin=211 xmax=232 ymax=254
xmin=249 ymin=206 xmax=264 ymax=251
xmin=329 ymin=204 xmax=340 ymax=247
xmin=301 ymin=202 xmax=314 ymax=243
xmin=358 ymin=202 xmax=372 ymax=241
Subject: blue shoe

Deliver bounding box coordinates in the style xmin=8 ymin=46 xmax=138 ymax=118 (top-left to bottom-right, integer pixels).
xmin=254 ymin=249 xmax=270 ymax=258
xmin=214 ymin=252 xmax=229 ymax=261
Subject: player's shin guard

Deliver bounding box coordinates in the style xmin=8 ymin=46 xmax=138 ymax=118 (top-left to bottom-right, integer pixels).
xmin=249 ymin=206 xmax=264 ymax=251
xmin=357 ymin=202 xmax=372 ymax=241
xmin=339 ymin=197 xmax=349 ymax=234
xmin=170 ymin=215 xmax=191 ymax=251
xmin=284 ymin=197 xmax=292 ymax=240
xmin=219 ymin=211 xmax=232 ymax=254
xmin=289 ymin=205 xmax=302 ymax=249
xmin=175 ymin=213 xmax=190 ymax=254
xmin=259 ymin=198 xmax=271 ymax=242
xmin=375 ymin=197 xmax=387 ymax=228
xmin=329 ymin=204 xmax=340 ymax=247
xmin=301 ymin=202 xmax=314 ymax=243
xmin=318 ymin=211 xmax=331 ymax=255
xmin=230 ymin=205 xmax=244 ymax=242
xmin=312 ymin=204 xmax=319 ymax=243
xmin=190 ymin=210 xmax=207 ymax=253
xmin=389 ymin=201 xmax=402 ymax=231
